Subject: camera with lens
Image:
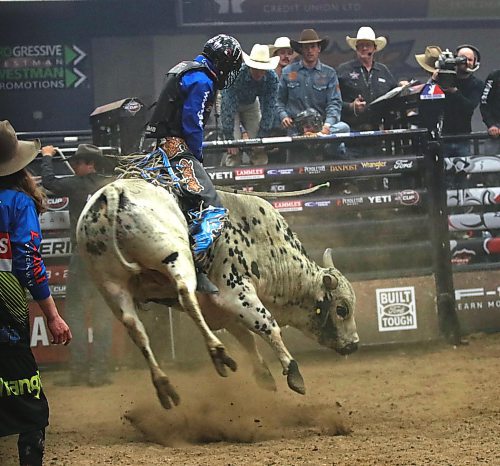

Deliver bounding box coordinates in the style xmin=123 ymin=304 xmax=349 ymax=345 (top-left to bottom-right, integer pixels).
xmin=434 ymin=49 xmax=467 ymax=88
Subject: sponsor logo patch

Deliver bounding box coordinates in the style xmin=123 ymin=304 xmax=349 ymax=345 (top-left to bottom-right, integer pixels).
xmin=376 ymin=286 xmax=417 ymax=332
xmin=208 ymin=170 xmax=233 ymax=181
xmin=330 ymin=163 xmax=358 ymax=173
xmin=360 ymin=161 xmax=387 ymax=170
xmin=339 ymin=197 xmax=364 ymax=207
xmin=123 ymin=99 xmax=143 ymax=115
xmin=368 ymin=194 xmax=392 ymax=204
xmin=47 ymin=197 xmax=69 ymax=211
xmin=299 ymin=165 xmax=326 ymax=175
xmin=272 ymin=200 xmax=303 ymax=212
xmin=234 ymin=168 xmax=265 ymax=180
xmin=266 ymin=168 xmax=295 ymax=176
xmin=393 ymin=159 xmax=414 ymax=170
xmin=398 ymin=190 xmax=420 ymax=205
xmin=304 ymin=200 xmax=331 ymax=208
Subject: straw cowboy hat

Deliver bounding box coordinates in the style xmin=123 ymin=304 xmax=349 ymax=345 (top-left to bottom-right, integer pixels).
xmin=268 ymin=36 xmax=292 ymax=55
xmin=290 ymin=29 xmax=329 ymax=54
xmin=346 ymin=27 xmax=387 ymax=52
xmin=0 ymin=120 xmax=40 ymax=176
xmin=415 ymin=45 xmax=443 ymax=73
xmin=242 ymin=44 xmax=279 ymax=70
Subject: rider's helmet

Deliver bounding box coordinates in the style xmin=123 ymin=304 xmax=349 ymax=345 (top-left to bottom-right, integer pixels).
xmin=202 ymin=34 xmax=243 ymax=90
xmin=294 ymin=108 xmax=323 ymax=134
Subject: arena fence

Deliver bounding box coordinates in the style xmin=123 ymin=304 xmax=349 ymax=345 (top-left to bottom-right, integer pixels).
xmin=21 ymin=128 xmax=499 ymax=365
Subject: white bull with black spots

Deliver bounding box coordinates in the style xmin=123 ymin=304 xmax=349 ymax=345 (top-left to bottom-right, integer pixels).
xmin=77 ymin=179 xmax=359 ymax=409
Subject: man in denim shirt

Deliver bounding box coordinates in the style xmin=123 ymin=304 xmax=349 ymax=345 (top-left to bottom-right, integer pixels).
xmin=221 ymin=44 xmax=279 ymax=166
xmin=277 ymin=29 xmax=349 ymax=141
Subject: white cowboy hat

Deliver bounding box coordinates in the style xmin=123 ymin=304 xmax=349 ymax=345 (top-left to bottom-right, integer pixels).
xmin=0 ymin=120 xmax=40 ymax=176
xmin=346 ymin=27 xmax=387 ymax=52
xmin=243 ymin=44 xmax=279 ymax=70
xmin=268 ymin=37 xmax=292 ymax=56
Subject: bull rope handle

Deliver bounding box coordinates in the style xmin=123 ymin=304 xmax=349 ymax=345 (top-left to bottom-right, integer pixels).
xmin=216 ymin=182 xmax=330 ymax=198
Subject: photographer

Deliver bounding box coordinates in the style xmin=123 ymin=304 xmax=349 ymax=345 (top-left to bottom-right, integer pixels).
xmin=415 ymin=45 xmax=484 ymax=157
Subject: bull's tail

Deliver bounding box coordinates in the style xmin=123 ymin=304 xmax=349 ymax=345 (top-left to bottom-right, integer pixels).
xmin=78 ymin=183 xmax=142 ymax=274
xmin=106 ymin=184 xmax=142 ymax=274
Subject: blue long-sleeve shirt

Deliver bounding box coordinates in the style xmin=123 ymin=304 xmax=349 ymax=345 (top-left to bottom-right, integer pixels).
xmin=221 ymin=64 xmax=279 ymax=139
xmin=180 ymin=55 xmax=217 ymax=160
xmin=277 ymin=59 xmax=343 ymax=127
xmin=0 ymin=189 xmax=50 ymax=302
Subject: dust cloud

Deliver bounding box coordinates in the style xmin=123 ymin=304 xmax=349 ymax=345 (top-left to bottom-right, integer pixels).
xmin=124 ymin=366 xmax=350 ymax=446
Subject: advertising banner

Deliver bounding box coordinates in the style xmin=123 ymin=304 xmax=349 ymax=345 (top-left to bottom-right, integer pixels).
xmin=352 ymin=275 xmax=438 ymax=344
xmin=0 ymin=42 xmax=92 ymax=130
xmin=207 ymin=156 xmax=420 ymax=185
xmin=178 ymin=0 xmax=429 ymax=25
xmin=454 ymin=271 xmax=500 ymax=333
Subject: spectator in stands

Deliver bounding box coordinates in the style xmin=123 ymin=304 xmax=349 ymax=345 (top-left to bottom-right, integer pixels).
xmin=268 ymin=36 xmax=295 ymax=79
xmin=276 ymin=28 xmax=349 ymax=160
xmin=41 ymin=144 xmax=113 ymax=387
xmin=266 ymin=36 xmax=296 ymax=162
xmin=221 ymin=43 xmax=279 ymax=166
xmin=480 ymin=69 xmax=500 ymax=155
xmin=337 ymin=27 xmax=398 ymax=132
xmin=0 ymin=121 xmax=71 ymax=466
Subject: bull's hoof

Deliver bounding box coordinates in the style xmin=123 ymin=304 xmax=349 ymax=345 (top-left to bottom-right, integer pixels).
xmin=210 ymin=346 xmax=238 ymax=377
xmin=286 ymin=360 xmax=306 ymax=395
xmin=154 ymin=375 xmax=180 ymax=409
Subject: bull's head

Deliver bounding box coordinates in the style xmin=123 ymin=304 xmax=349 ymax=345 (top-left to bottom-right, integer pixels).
xmin=309 ymin=248 xmax=359 ymax=355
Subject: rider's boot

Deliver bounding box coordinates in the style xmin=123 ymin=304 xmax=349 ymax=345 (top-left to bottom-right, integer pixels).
xmin=188 ymin=205 xmax=228 ymax=294
xmin=195 ymin=268 xmax=219 ymax=294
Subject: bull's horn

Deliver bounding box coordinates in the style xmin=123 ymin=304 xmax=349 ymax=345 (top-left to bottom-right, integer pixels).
xmin=323 ymin=248 xmax=335 ymax=268
xmin=323 ymin=273 xmax=338 ymax=290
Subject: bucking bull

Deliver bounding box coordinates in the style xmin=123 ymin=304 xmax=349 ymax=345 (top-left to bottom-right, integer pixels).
xmin=77 ymin=179 xmax=359 ymax=409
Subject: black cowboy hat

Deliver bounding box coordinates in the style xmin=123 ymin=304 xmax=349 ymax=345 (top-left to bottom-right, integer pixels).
xmin=71 ymin=144 xmax=103 ymax=163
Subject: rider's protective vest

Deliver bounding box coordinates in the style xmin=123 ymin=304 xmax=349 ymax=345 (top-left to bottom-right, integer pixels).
xmin=146 ymin=61 xmax=214 ymax=140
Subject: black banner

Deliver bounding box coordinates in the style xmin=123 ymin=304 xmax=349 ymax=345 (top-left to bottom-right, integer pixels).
xmin=179 ymin=0 xmax=429 ymax=25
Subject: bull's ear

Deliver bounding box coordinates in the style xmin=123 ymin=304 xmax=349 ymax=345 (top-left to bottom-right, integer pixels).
xmin=323 ymin=273 xmax=338 ymax=290
xmin=323 ymin=248 xmax=335 ymax=268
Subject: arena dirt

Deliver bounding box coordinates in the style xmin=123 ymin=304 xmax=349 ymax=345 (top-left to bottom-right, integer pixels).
xmin=1 ymin=332 xmax=499 ymax=465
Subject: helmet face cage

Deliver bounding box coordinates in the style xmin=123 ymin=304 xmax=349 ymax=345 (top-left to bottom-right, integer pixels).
xmin=202 ymin=34 xmax=243 ymax=90
xmin=295 ymin=108 xmax=323 ymax=134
